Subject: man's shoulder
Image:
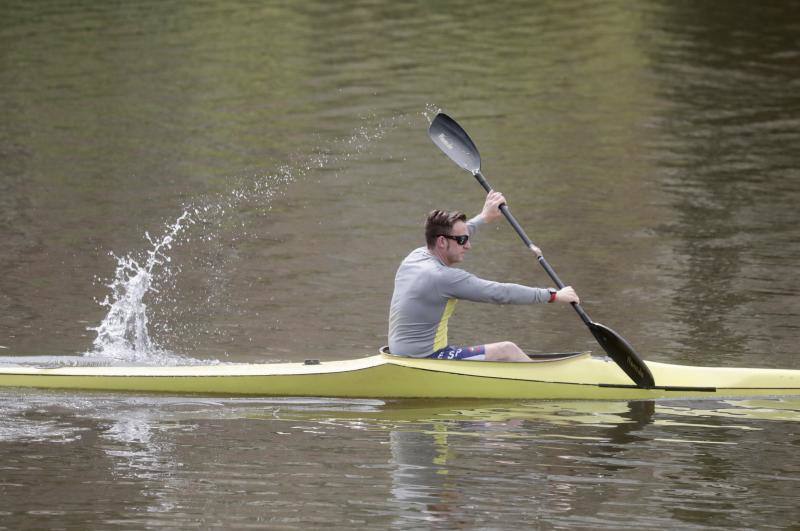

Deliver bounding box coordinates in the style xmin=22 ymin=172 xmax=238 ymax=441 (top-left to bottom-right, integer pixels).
xmin=401 ymin=247 xmax=436 ymax=266
xmin=405 ymin=246 xmax=429 ymax=258
xmin=402 ymin=248 xmax=471 ymax=282
xmin=398 ymin=248 xmax=447 ymax=279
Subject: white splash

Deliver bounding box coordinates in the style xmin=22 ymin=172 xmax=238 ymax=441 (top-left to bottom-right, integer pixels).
xmin=89 ymin=211 xmax=195 ymax=364
xmin=87 ymin=114 xmax=407 ymax=365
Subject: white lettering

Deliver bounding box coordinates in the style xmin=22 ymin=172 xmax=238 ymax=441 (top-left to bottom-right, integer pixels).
xmin=438 ymin=133 xmax=454 ymax=150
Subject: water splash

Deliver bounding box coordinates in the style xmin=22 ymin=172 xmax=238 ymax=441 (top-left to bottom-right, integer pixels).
xmin=87 ymin=114 xmax=407 ymax=365
xmin=89 ymin=211 xmax=196 ymax=364
xmin=423 ymin=103 xmax=443 ymax=124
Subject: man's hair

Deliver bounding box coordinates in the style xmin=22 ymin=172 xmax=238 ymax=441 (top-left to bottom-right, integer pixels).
xmin=425 ymin=209 xmax=467 ymax=248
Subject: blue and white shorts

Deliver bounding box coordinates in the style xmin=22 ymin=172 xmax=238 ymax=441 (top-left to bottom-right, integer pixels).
xmin=426 ymin=345 xmax=486 ymax=361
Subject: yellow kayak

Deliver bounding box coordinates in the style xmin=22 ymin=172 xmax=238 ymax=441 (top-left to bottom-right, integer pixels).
xmin=1 ymin=351 xmax=799 ymax=399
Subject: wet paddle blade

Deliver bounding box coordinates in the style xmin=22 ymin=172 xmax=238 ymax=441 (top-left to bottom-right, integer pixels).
xmin=589 ymin=322 xmax=655 ymax=388
xmin=428 ymin=113 xmax=481 ymax=174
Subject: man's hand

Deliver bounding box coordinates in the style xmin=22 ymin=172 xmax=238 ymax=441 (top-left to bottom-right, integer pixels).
xmin=554 ymin=286 xmax=580 ymax=304
xmin=480 ymin=190 xmax=506 ymax=223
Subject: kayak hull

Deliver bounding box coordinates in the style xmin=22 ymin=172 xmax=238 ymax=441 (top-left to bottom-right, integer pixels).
xmin=1 ymin=353 xmax=799 ymax=399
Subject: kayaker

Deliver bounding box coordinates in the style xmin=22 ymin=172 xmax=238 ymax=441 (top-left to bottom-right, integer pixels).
xmin=388 ymin=191 xmax=580 ymax=362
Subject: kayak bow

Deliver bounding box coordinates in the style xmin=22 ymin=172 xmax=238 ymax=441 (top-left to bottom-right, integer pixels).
xmin=1 ymin=352 xmax=799 ymax=399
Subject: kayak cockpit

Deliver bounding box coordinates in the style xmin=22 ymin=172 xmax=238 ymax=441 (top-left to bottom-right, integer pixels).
xmin=378 ymin=346 xmax=588 ymax=362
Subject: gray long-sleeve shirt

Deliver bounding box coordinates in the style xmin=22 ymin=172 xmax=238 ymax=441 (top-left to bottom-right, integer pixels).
xmin=388 ymin=218 xmax=551 ymax=357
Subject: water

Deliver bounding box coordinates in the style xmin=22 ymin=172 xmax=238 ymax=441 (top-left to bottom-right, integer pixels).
xmin=1 ymin=393 xmax=798 ymax=529
xmin=1 ymin=0 xmax=800 ymax=528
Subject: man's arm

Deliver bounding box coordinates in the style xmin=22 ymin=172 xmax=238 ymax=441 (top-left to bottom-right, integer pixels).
xmin=439 ymin=268 xmax=580 ymax=305
xmin=465 ymin=190 xmax=506 ymax=237
xmin=438 ymin=268 xmax=551 ymax=305
xmin=461 ymin=189 xmax=581 ymax=304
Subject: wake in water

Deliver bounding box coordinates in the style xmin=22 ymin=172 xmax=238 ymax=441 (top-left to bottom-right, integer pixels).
xmin=86 ymin=115 xmax=405 ymax=365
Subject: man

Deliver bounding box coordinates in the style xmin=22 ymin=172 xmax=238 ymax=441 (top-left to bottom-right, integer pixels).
xmin=388 ymin=191 xmax=579 ymax=362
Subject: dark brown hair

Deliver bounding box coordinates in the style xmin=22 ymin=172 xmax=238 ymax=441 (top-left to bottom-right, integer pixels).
xmin=425 ymin=210 xmax=467 ymax=248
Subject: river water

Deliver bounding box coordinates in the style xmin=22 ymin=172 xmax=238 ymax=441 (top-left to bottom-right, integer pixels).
xmin=1 ymin=0 xmax=799 ymax=528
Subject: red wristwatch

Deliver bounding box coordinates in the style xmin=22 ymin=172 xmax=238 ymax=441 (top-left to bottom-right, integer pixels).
xmin=548 ymin=288 xmax=557 ymax=303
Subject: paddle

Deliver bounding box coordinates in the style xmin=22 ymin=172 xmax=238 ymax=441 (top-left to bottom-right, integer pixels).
xmin=428 ymin=112 xmax=655 ymax=388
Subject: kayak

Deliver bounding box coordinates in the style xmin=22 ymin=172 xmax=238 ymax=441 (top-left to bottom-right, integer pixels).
xmin=1 ymin=350 xmax=799 ymax=399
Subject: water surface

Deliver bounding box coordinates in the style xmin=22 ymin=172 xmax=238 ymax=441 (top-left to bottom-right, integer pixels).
xmin=1 ymin=392 xmax=799 ymax=529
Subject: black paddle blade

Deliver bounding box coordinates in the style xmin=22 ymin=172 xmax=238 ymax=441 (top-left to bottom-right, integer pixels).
xmin=589 ymin=322 xmax=655 ymax=388
xmin=428 ymin=113 xmax=481 ymax=174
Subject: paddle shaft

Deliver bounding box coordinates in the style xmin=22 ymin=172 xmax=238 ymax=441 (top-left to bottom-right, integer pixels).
xmin=474 ymin=171 xmax=593 ymax=327
xmin=428 ymin=112 xmax=653 ymax=387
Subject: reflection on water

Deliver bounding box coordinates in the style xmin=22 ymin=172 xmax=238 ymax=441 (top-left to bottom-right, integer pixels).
xmin=383 ymin=398 xmax=800 ymax=528
xmin=4 ymin=393 xmax=798 ymax=528
xmin=1 ymin=391 xmax=799 ymax=527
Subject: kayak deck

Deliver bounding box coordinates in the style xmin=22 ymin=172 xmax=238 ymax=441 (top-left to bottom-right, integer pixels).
xmin=1 ymin=353 xmax=799 ymax=399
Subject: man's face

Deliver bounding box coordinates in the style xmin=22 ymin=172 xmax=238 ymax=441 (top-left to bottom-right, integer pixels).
xmin=441 ymin=220 xmax=471 ymax=265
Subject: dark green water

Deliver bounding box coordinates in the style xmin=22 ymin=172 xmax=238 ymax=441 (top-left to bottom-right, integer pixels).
xmin=1 ymin=0 xmax=799 ymax=528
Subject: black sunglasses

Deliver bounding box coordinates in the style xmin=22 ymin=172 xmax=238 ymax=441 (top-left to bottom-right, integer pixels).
xmin=438 ymin=234 xmax=469 ymax=246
